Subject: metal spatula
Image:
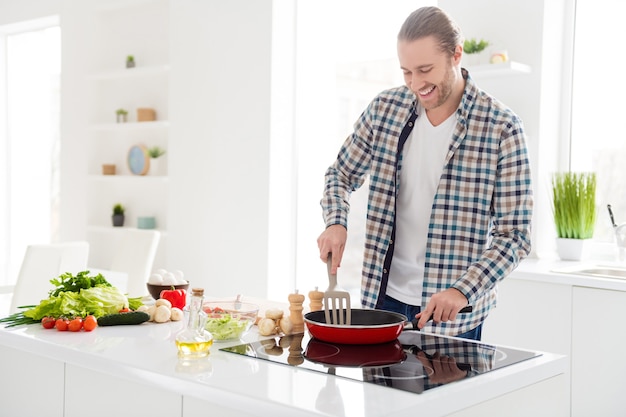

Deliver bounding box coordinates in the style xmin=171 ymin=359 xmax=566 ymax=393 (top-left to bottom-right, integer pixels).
xmin=324 ymin=254 xmax=351 ymax=325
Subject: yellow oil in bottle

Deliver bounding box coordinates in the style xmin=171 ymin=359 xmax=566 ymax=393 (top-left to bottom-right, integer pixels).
xmin=175 ymin=339 xmax=213 ymax=358
xmin=176 ymin=287 xmax=214 ymax=359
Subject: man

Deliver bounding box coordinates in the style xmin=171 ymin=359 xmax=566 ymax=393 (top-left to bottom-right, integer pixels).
xmin=317 ymin=6 xmax=533 ymax=340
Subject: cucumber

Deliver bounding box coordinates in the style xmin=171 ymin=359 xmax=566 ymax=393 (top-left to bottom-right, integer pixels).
xmin=97 ymin=311 xmax=150 ymax=326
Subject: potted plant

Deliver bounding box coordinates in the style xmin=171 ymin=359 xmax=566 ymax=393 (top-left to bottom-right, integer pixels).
xmin=463 ymin=38 xmax=490 ymax=66
xmin=551 ymin=172 xmax=597 ymax=260
xmin=147 ymin=146 xmax=166 ymax=175
xmin=112 ymin=203 xmax=125 ymax=227
xmin=116 ymin=108 xmax=128 ymax=123
xmin=126 ymin=55 xmax=135 ymax=68
xmin=147 ymin=146 xmax=166 ymax=159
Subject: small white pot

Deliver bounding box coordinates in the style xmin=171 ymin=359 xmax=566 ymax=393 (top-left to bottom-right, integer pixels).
xmin=556 ymin=238 xmax=587 ymax=261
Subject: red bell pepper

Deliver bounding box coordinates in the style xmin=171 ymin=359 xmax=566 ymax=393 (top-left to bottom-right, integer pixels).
xmin=160 ymin=287 xmax=187 ymax=309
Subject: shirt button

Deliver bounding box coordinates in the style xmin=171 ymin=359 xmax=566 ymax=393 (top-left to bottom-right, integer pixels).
xmin=389 ymin=239 xmax=393 ymax=245
xmin=408 ymin=122 xmax=413 ymax=127
xmin=383 ymin=268 xmax=388 ymax=274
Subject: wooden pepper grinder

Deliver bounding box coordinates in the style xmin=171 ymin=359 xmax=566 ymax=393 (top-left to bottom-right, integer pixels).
xmin=308 ymin=287 xmax=324 ymax=312
xmin=288 ymin=289 xmax=305 ymax=334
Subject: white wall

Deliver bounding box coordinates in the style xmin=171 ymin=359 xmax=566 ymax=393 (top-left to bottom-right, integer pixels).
xmin=1 ymin=0 xmax=570 ymax=300
xmin=167 ymin=0 xmax=275 ymax=298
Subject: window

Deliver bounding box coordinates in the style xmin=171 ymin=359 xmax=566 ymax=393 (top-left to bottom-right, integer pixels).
xmin=0 ymin=21 xmax=60 ymax=286
xmin=570 ymin=0 xmax=626 ymax=241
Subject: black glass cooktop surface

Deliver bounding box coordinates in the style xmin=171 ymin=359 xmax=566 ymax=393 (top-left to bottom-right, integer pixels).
xmin=220 ymin=331 xmax=541 ymax=395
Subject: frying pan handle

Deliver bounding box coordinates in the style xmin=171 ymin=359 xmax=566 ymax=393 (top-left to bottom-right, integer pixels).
xmin=406 ymin=305 xmax=473 ymax=330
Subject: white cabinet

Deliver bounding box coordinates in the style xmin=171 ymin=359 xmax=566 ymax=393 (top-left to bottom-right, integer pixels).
xmin=65 ymin=364 xmax=181 ymax=417
xmin=482 ymin=278 xmax=572 ymax=416
xmin=85 ymin=0 xmax=170 ymax=267
xmin=0 ymin=344 xmax=65 ymax=417
xmin=484 ymin=270 xmax=626 ymax=417
xmin=482 ymin=278 xmax=572 ymax=356
xmin=571 ymin=287 xmax=626 ymax=417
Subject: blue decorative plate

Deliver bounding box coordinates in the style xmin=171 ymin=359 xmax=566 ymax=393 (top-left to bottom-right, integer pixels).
xmin=128 ymin=145 xmax=149 ymax=175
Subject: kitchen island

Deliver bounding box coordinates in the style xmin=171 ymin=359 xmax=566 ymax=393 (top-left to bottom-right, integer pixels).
xmin=1 ymin=307 xmax=566 ymax=417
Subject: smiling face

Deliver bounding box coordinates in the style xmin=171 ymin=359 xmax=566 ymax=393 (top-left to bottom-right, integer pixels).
xmin=398 ymin=35 xmax=464 ymax=123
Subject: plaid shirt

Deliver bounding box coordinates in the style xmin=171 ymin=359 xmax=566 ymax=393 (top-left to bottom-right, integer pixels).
xmin=321 ymin=71 xmax=533 ymax=336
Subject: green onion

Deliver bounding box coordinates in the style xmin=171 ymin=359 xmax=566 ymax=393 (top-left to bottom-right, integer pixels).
xmin=0 ymin=309 xmax=39 ymax=328
xmin=552 ymin=172 xmax=597 ymax=239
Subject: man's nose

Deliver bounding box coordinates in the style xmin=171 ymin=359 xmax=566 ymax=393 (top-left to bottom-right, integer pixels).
xmin=410 ymin=73 xmax=425 ymax=90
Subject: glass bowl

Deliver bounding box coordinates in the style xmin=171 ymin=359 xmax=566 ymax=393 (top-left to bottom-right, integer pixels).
xmin=202 ymin=301 xmax=259 ymax=341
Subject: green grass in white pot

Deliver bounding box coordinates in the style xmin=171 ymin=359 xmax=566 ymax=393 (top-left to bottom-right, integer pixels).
xmin=551 ymin=172 xmax=597 ymax=239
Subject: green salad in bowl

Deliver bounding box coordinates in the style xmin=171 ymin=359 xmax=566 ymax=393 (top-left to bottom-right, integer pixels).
xmin=203 ymin=301 xmax=259 ymax=341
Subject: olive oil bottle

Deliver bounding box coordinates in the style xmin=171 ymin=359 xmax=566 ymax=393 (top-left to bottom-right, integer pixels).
xmin=176 ymin=288 xmax=213 ymax=358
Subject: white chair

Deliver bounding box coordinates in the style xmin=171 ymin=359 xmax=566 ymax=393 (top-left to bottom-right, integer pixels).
xmin=7 ymin=241 xmax=90 ymax=314
xmin=88 ymin=229 xmax=160 ymax=297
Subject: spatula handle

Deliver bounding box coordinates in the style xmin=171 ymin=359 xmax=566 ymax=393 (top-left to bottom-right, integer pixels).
xmin=326 ymin=253 xmax=338 ymax=288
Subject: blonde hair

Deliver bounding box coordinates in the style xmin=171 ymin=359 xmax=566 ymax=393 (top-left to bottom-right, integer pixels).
xmin=397 ymin=6 xmax=462 ymax=56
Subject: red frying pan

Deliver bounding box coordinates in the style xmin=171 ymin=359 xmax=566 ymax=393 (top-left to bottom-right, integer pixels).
xmin=303 ymin=306 xmax=472 ymax=345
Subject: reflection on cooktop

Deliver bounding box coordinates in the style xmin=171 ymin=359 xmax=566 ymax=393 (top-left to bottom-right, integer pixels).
xmin=220 ymin=331 xmax=540 ymax=395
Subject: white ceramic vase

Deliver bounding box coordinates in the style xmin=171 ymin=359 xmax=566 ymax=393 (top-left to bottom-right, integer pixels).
xmin=462 ymin=51 xmax=487 ymax=67
xmin=556 ymin=238 xmax=586 ymax=261
xmin=150 ymin=157 xmax=161 ymax=176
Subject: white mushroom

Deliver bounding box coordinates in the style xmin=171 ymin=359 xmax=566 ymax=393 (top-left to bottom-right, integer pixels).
xmin=264 ymin=308 xmax=284 ymax=320
xmin=170 ymin=307 xmax=184 ymax=321
xmin=258 ymin=317 xmax=278 ymax=336
xmin=154 ymin=305 xmax=172 ymax=323
xmin=155 ymin=298 xmax=172 ymax=309
xmin=278 ymin=316 xmax=293 ymax=335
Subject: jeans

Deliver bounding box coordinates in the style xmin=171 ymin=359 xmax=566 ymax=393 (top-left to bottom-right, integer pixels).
xmin=379 ymin=294 xmax=482 ymax=341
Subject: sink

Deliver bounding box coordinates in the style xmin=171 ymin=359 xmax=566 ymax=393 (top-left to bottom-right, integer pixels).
xmin=553 ymin=265 xmax=626 ymax=280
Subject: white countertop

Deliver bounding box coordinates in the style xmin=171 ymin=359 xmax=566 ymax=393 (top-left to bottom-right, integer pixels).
xmin=0 ymin=308 xmax=566 ymax=417
xmin=510 ymin=258 xmax=626 ymax=292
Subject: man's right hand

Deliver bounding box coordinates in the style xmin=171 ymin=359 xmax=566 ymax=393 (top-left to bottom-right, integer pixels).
xmin=317 ymin=224 xmax=347 ymax=274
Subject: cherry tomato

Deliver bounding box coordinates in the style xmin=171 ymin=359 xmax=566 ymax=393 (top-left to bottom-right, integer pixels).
xmin=83 ymin=315 xmax=97 ymax=332
xmin=41 ymin=316 xmax=56 ymax=329
xmin=55 ymin=318 xmax=69 ymax=331
xmin=68 ymin=317 xmax=83 ymax=332
xmin=119 ymin=308 xmax=130 ymax=313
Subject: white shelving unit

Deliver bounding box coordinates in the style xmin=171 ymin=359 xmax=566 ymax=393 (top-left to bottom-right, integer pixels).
xmin=90 ymin=120 xmax=170 ymax=131
xmin=85 ymin=0 xmax=170 ymax=267
xmin=466 ymin=61 xmax=532 ymax=79
xmin=87 ymin=64 xmax=171 ymax=81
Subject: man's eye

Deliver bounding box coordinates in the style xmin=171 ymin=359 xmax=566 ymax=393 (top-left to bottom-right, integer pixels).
xmin=419 ymin=67 xmax=433 ymax=74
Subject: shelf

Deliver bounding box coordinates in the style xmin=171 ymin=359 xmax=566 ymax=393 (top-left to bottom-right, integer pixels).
xmin=88 ymin=174 xmax=169 ymax=183
xmin=87 ymin=65 xmax=170 ymax=81
xmin=95 ymin=0 xmax=164 ymax=13
xmin=90 ymin=121 xmax=170 ymax=131
xmin=87 ymin=225 xmax=168 ymax=237
xmin=466 ymin=61 xmax=531 ymax=78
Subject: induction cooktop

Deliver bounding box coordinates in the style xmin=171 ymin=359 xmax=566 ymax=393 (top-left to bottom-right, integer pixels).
xmin=220 ymin=331 xmax=541 ymax=395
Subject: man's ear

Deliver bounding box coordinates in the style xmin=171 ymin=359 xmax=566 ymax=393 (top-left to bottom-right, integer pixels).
xmin=453 ymin=44 xmax=463 ymax=65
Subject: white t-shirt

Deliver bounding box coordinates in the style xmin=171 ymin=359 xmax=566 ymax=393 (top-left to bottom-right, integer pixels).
xmin=386 ymin=108 xmax=456 ymax=305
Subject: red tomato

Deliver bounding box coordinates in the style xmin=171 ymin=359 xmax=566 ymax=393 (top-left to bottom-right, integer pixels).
xmin=83 ymin=315 xmax=97 ymax=332
xmin=119 ymin=308 xmax=130 ymax=313
xmin=41 ymin=316 xmax=56 ymax=329
xmin=68 ymin=317 xmax=83 ymax=332
xmin=56 ymin=318 xmax=69 ymax=331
